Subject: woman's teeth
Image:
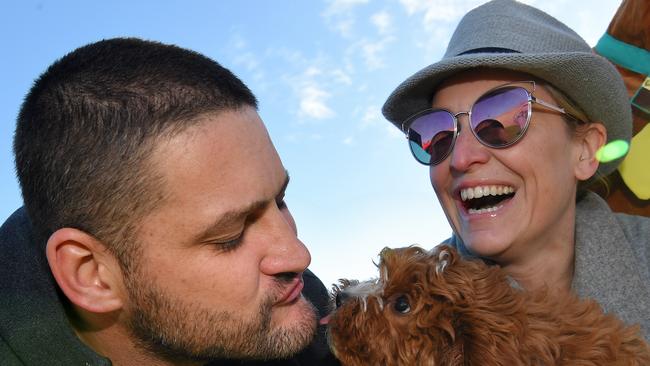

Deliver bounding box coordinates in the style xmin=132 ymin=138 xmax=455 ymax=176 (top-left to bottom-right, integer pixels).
xmin=460 ymin=185 xmax=515 ymax=214
xmin=460 ymin=185 xmax=514 ymax=201
xmin=468 ymin=206 xmax=501 ymax=214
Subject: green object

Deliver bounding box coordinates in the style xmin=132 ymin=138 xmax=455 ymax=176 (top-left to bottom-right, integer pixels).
xmin=595 ymin=33 xmax=650 ymax=75
xmin=596 ymin=140 xmax=629 ymax=163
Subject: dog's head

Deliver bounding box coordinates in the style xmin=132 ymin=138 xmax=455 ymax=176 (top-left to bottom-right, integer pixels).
xmin=328 ymin=245 xmax=511 ymax=365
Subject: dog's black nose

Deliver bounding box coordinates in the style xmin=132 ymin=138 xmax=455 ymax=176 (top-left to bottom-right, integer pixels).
xmin=335 ymin=290 xmax=351 ymax=308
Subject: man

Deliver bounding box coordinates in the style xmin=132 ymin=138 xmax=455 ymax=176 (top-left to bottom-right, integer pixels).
xmin=0 ymin=38 xmax=337 ymax=365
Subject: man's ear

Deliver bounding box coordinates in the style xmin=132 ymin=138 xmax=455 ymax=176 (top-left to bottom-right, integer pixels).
xmin=46 ymin=228 xmax=125 ymax=313
xmin=574 ymin=122 xmax=607 ymax=181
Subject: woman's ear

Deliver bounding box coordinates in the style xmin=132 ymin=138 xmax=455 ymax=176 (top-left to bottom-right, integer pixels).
xmin=574 ymin=122 xmax=607 ymax=181
xmin=46 ymin=228 xmax=125 ymax=313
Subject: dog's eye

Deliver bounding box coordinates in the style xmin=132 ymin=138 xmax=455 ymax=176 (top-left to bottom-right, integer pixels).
xmin=393 ymin=295 xmax=411 ymax=314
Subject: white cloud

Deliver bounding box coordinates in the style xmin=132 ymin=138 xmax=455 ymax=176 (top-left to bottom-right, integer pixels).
xmin=371 ymin=10 xmax=392 ymax=35
xmin=356 ymin=35 xmax=396 ymax=70
xmin=268 ymin=46 xmax=307 ymax=65
xmin=331 ymin=69 xmax=353 ymax=85
xmin=355 ymin=105 xmax=403 ymax=140
xmin=274 ymin=50 xmax=338 ymax=122
xmin=399 ymin=0 xmax=484 ymax=21
xmin=397 ymin=0 xmax=617 ymax=49
xmin=228 ymin=32 xmax=248 ymax=50
xmin=298 ymin=85 xmax=335 ymax=120
xmin=343 ymin=136 xmax=354 ymax=145
xmin=227 ymin=33 xmax=261 ymax=72
xmin=321 ymin=1 xmax=395 ymax=72
xmin=324 ymin=0 xmax=369 ymax=15
xmin=574 ymin=10 xmax=604 ymax=46
xmin=283 ymin=132 xmax=325 ymax=143
xmin=397 ymin=0 xmax=485 ymax=59
xmin=232 ymin=51 xmax=260 ymax=72
xmin=399 ymin=0 xmax=422 ymax=15
xmin=251 ymin=71 xmax=265 ymax=82
xmin=322 ymin=0 xmax=370 ymax=37
xmin=225 ymin=32 xmax=270 ymax=93
xmin=332 ymin=18 xmax=355 ymax=37
xmin=305 ymin=66 xmax=323 ymax=77
xmin=386 ymin=124 xmax=405 ymax=139
xmin=530 ymin=0 xmax=618 ymax=47
xmin=360 ymin=105 xmax=382 ymax=129
xmin=285 ymin=134 xmax=298 ymax=142
xmin=293 ymin=65 xmax=336 ymax=120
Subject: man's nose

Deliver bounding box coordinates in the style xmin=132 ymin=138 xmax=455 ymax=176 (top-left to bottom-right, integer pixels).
xmin=259 ymin=206 xmax=311 ymax=276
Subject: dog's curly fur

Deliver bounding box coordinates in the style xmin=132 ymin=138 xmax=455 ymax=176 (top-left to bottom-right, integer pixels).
xmin=328 ymin=245 xmax=650 ymax=365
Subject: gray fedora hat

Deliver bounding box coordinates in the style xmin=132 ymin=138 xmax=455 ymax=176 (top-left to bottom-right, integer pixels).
xmin=382 ymin=0 xmax=632 ymax=176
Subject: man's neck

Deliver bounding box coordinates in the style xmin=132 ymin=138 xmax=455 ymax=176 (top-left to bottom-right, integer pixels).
xmin=73 ymin=313 xmax=202 ymax=366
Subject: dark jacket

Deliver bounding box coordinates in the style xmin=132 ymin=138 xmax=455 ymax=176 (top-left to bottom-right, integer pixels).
xmin=0 ymin=208 xmax=339 ymax=365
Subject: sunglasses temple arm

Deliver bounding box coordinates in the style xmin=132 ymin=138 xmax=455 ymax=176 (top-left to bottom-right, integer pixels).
xmin=532 ymin=96 xmax=567 ymax=114
xmin=532 ymin=96 xmax=586 ymax=124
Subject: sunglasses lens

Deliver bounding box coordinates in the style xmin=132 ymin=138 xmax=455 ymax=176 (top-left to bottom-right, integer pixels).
xmin=407 ymin=111 xmax=455 ymax=165
xmin=471 ymin=87 xmax=530 ymax=147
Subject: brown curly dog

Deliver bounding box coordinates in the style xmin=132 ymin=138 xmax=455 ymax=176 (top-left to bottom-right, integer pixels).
xmin=327 ymin=245 xmax=650 ymax=365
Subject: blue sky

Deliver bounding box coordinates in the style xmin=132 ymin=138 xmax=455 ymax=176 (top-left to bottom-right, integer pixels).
xmin=1 ymin=0 xmax=619 ymax=287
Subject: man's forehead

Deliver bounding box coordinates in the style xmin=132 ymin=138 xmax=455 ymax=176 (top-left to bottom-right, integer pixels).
xmin=150 ymin=107 xmax=277 ymax=174
xmin=137 ymin=107 xmax=287 ymax=237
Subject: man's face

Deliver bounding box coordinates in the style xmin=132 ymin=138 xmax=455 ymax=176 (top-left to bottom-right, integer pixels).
xmin=122 ymin=107 xmax=317 ymax=361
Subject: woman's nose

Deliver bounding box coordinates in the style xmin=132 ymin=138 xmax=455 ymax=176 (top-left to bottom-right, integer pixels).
xmin=448 ymin=117 xmax=490 ymax=172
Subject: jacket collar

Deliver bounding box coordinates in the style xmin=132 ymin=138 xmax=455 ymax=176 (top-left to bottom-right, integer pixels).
xmin=572 ymin=191 xmax=650 ymax=338
xmin=0 ymin=208 xmax=111 ymax=365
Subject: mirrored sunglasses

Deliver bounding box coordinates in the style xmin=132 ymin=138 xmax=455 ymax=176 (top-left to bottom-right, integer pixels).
xmin=403 ymin=81 xmax=581 ymax=165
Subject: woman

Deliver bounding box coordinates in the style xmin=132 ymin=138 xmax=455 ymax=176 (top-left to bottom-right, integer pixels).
xmin=382 ymin=0 xmax=649 ymax=339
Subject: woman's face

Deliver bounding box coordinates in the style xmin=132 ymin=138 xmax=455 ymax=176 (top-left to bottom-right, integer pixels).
xmin=429 ymin=69 xmax=583 ymax=264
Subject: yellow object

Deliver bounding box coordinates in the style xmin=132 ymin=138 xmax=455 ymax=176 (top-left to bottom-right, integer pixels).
xmin=619 ymin=124 xmax=650 ymax=199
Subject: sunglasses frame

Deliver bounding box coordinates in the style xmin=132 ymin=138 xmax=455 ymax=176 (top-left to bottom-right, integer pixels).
xmin=402 ymin=81 xmax=581 ymax=165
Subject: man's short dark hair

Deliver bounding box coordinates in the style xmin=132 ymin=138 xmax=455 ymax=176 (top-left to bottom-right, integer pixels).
xmin=14 ymin=37 xmax=258 ymax=268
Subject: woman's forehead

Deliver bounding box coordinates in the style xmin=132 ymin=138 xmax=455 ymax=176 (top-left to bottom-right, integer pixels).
xmin=437 ymin=68 xmax=537 ymax=90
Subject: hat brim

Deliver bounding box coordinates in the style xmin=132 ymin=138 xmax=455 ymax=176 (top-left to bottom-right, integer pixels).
xmin=382 ymin=52 xmax=632 ymax=177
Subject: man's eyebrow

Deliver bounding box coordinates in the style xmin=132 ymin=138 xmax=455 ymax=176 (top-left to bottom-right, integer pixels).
xmin=195 ymin=171 xmax=290 ymax=243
